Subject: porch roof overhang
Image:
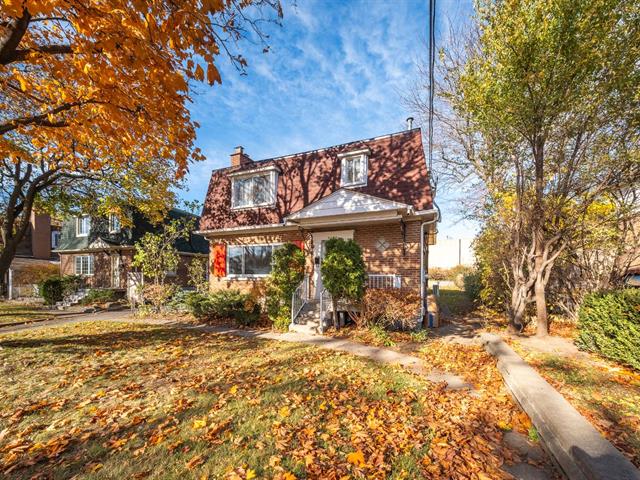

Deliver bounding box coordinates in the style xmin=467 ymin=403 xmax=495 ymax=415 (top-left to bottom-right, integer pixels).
xmin=284 ymin=189 xmax=435 ymax=228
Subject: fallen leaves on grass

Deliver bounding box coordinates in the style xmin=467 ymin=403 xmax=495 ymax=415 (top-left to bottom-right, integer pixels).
xmin=0 ymin=322 xmax=557 ymax=478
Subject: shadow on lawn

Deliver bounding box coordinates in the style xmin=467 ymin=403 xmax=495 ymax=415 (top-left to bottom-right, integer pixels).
xmin=0 ymin=326 xmax=301 ymax=356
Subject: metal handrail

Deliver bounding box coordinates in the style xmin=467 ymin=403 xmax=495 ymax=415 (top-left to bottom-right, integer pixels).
xmin=290 ymin=274 xmax=309 ymax=325
xmin=319 ymin=288 xmax=331 ymax=334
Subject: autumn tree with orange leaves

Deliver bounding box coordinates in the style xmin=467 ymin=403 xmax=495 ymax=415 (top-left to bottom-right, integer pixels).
xmin=0 ymin=0 xmax=281 ymax=289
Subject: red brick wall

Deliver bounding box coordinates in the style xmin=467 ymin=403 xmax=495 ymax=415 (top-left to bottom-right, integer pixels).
xmin=206 ymin=221 xmax=424 ymax=295
xmin=200 ymin=130 xmax=432 ymax=231
xmin=354 ymin=221 xmax=422 ymax=291
xmin=59 ymin=251 xmax=202 ymax=289
xmin=207 ymin=230 xmax=309 ymax=294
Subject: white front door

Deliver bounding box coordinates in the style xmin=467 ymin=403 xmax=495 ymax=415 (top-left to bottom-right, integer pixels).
xmin=312 ymin=230 xmax=354 ymax=298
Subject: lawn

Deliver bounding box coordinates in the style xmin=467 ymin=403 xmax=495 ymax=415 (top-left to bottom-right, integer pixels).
xmin=513 ymin=346 xmax=640 ymax=467
xmin=0 ymin=322 xmax=551 ymax=479
xmin=437 ymin=287 xmax=476 ymax=319
xmin=0 ymin=301 xmax=52 ymax=326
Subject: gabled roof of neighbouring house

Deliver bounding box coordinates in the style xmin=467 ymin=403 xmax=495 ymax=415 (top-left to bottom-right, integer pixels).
xmin=200 ymin=128 xmax=433 ymax=231
xmin=56 ymin=208 xmax=208 ymax=254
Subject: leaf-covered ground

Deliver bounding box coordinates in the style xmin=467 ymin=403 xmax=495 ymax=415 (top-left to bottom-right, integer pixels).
xmin=513 ymin=346 xmax=640 ymax=467
xmin=0 ymin=322 xmax=557 ymax=479
xmin=0 ymin=301 xmax=52 ymax=325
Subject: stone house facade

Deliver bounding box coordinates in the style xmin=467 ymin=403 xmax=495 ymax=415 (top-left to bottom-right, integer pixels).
xmin=198 ymin=127 xmax=438 ymax=327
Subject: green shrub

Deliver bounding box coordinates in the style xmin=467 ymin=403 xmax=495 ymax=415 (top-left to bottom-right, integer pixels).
xmin=184 ymin=289 xmax=261 ymax=326
xmin=321 ymin=238 xmax=366 ymax=329
xmin=266 ymin=243 xmax=305 ymax=329
xmin=575 ymin=289 xmax=640 ymax=370
xmin=81 ymin=288 xmax=120 ymax=305
xmin=38 ymin=277 xmax=64 ymax=305
xmin=369 ymin=324 xmax=396 ymax=347
xmin=463 ymin=271 xmax=482 ymax=303
xmin=37 ymin=275 xmax=82 ymax=305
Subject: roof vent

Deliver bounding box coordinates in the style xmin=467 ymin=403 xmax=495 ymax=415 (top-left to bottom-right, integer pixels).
xmin=406 ymin=117 xmax=414 ymax=130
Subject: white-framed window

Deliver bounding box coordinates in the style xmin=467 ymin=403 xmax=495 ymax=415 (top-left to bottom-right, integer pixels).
xmin=340 ymin=153 xmax=368 ymax=187
xmin=227 ymin=244 xmax=280 ymax=277
xmin=51 ymin=230 xmax=61 ymax=249
xmin=108 ymin=214 xmax=121 ymax=233
xmin=76 ymin=216 xmax=90 ymax=237
xmin=231 ymin=170 xmax=277 ymax=209
xmin=74 ymin=255 xmax=94 ymax=276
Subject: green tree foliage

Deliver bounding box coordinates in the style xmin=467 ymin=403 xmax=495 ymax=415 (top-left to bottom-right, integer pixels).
xmin=132 ymin=217 xmax=195 ymax=286
xmin=187 ymin=257 xmax=209 ymax=294
xmin=576 ymin=289 xmax=640 ymax=370
xmin=321 ymin=238 xmax=366 ymax=329
xmin=425 ymin=0 xmax=640 ymax=334
xmin=266 ymin=243 xmax=305 ymax=330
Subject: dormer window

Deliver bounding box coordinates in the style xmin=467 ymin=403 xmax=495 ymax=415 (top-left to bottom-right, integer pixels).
xmin=230 ymin=166 xmax=278 ymax=209
xmin=109 ymin=214 xmax=121 ymax=233
xmin=76 ymin=216 xmax=90 ymax=237
xmin=340 ymin=150 xmax=368 ymax=187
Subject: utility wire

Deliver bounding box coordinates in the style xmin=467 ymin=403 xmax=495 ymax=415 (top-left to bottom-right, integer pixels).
xmin=428 ymin=0 xmax=436 ymax=174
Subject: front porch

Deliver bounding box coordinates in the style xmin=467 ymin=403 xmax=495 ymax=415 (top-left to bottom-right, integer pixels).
xmin=290 ymin=273 xmax=404 ymax=334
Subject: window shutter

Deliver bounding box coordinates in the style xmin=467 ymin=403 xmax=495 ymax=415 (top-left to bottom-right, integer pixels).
xmin=293 ymin=240 xmax=304 ymax=251
xmin=212 ymin=243 xmax=226 ymax=277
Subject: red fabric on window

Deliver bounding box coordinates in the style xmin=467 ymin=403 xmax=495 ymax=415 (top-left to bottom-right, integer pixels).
xmin=212 ymin=243 xmax=226 ymax=277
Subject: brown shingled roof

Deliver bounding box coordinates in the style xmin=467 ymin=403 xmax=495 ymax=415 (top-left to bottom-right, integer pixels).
xmin=199 ymin=128 xmax=433 ymax=231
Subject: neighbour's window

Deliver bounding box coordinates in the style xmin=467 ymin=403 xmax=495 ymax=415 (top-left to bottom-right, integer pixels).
xmin=76 ymin=216 xmax=90 ymax=237
xmin=74 ymin=255 xmax=94 ymax=275
xmin=231 ymin=171 xmax=277 ymax=209
xmin=341 ymin=154 xmax=368 ymax=187
xmin=108 ymin=214 xmax=121 ymax=233
xmin=227 ymin=245 xmax=279 ymax=276
xmin=51 ymin=230 xmax=60 ymax=249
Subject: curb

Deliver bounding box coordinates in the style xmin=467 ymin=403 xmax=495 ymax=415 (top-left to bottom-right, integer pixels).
xmin=481 ymin=333 xmax=640 ymax=480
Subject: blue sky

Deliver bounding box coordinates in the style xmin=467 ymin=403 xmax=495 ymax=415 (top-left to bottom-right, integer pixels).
xmin=183 ymin=0 xmax=476 ymax=239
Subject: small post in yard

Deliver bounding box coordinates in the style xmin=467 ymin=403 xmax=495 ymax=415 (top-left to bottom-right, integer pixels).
xmin=7 ymin=268 xmax=13 ymax=300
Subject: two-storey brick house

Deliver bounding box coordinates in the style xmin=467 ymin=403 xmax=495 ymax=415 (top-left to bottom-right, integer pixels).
xmin=198 ymin=127 xmax=438 ymax=330
xmin=56 ymin=208 xmax=208 ymax=294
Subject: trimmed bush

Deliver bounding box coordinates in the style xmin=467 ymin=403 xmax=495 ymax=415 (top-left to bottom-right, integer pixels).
xmin=81 ymin=288 xmax=121 ymax=305
xmin=184 ymin=289 xmax=261 ymax=326
xmin=38 ymin=277 xmax=64 ymax=305
xmin=463 ymin=271 xmax=482 ymax=303
xmin=575 ymin=289 xmax=640 ymax=370
xmin=37 ymin=275 xmax=82 ymax=306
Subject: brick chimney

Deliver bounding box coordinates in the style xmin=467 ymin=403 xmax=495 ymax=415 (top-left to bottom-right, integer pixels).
xmin=230 ymin=146 xmax=253 ymax=167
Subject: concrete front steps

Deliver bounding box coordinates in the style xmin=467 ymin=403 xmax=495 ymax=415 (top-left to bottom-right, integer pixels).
xmin=289 ymin=300 xmax=322 ymax=335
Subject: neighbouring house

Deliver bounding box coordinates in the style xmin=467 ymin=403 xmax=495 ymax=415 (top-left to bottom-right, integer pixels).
xmin=2 ymin=212 xmax=61 ymax=298
xmin=55 ymin=208 xmax=208 ymax=297
xmin=198 ymin=125 xmax=438 ymax=331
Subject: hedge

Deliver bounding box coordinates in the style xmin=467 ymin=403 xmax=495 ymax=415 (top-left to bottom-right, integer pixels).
xmin=575 ymin=288 xmax=640 ymax=370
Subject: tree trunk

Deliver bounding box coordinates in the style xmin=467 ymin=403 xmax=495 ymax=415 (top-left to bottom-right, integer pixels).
xmin=332 ymin=298 xmax=339 ymax=330
xmin=534 ymin=271 xmax=548 ymax=336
